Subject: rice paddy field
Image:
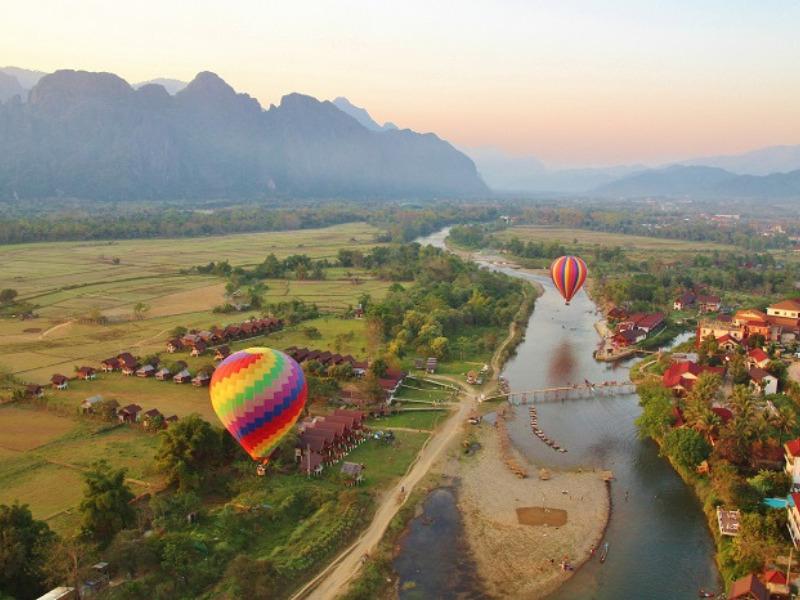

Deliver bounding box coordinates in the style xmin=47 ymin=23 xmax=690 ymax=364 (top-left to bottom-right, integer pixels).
xmin=0 ymin=404 xmax=161 ymax=533
xmin=0 ymin=223 xmax=388 ymax=383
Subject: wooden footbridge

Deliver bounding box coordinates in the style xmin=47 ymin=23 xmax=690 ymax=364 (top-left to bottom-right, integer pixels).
xmin=487 ymin=381 xmax=636 ymax=405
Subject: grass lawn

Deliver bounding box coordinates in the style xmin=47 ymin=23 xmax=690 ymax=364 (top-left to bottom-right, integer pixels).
xmin=0 ymin=405 xmax=80 ymax=451
xmin=345 ymin=430 xmax=429 ymax=487
xmin=392 ymin=385 xmax=454 ymax=403
xmin=0 ymin=222 xmax=387 ymax=384
xmin=366 ymin=410 xmax=449 ymax=431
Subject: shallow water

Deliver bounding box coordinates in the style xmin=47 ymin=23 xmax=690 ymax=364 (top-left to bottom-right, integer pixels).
xmin=413 ymin=228 xmax=721 ymax=599
xmin=393 ymin=487 xmax=488 ymax=599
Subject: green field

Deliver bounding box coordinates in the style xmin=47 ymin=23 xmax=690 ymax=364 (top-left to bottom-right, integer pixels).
xmin=344 ymin=431 xmax=430 ymax=485
xmin=367 ymin=410 xmax=449 ymax=431
xmin=0 ymin=404 xmax=161 ymax=532
xmin=0 ymin=223 xmax=387 ymax=384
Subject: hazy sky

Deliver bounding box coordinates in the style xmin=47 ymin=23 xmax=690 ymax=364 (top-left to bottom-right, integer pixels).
xmin=3 ymin=0 xmax=799 ymax=166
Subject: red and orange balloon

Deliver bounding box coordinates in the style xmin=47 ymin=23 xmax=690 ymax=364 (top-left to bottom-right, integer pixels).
xmin=549 ymin=255 xmax=588 ymax=305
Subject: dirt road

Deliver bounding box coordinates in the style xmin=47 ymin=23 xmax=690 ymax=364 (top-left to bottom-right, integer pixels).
xmin=292 ymin=392 xmax=474 ymax=600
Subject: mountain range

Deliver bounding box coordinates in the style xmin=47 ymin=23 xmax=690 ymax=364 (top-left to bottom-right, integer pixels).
xmin=0 ymin=69 xmax=486 ymax=200
xmin=2 ymin=65 xmax=799 ymax=200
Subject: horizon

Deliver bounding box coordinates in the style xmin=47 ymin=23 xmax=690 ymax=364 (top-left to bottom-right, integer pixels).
xmin=2 ymin=1 xmax=799 ymax=168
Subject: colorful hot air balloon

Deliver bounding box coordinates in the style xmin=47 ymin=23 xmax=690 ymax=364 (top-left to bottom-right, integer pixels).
xmin=210 ymin=347 xmax=307 ymax=465
xmin=549 ymin=255 xmax=588 ymax=305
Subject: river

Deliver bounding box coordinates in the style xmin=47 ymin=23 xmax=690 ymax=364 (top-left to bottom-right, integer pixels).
xmin=407 ymin=227 xmax=720 ymax=599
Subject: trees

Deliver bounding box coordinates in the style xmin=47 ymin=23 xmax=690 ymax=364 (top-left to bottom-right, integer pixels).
xmin=79 ymin=460 xmax=135 ymax=544
xmin=662 ymin=428 xmax=711 ymax=469
xmin=728 ymin=353 xmax=750 ymax=386
xmin=0 ymin=289 xmax=17 ymax=305
xmin=156 ymin=415 xmax=224 ymax=491
xmin=0 ymin=502 xmax=55 ymax=600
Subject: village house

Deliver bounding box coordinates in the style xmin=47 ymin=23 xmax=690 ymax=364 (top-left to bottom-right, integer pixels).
xmin=662 ymin=360 xmax=723 ymax=395
xmin=619 ymin=312 xmax=665 ymax=334
xmin=155 ymin=367 xmax=172 ymax=381
xmin=298 ymin=428 xmax=337 ymax=463
xmin=76 ymin=366 xmax=96 ymax=381
xmin=612 ymin=328 xmax=647 ymax=349
xmin=673 ymin=292 xmax=696 ymax=311
xmin=426 ymin=357 xmax=438 ymax=373
xmin=165 ymin=414 xmax=179 ymax=425
xmin=728 ymin=573 xmax=769 ymax=600
xmin=214 ymin=345 xmax=231 ymax=361
xmin=767 ymin=299 xmax=800 ymax=320
xmin=697 ymin=295 xmax=722 ymax=313
xmin=761 ymin=569 xmax=790 ymax=599
xmin=716 ymin=334 xmax=740 ymax=353
xmin=747 ymin=348 xmax=771 ymax=370
xmin=784 ymin=438 xmax=800 ymax=490
xmin=749 ymin=368 xmax=778 ymax=395
xmin=117 ymin=404 xmax=142 ymax=423
xmin=51 ymin=374 xmax=69 ymax=390
xmin=25 ymin=383 xmax=44 ymax=399
xmin=606 ymin=306 xmax=629 ymax=321
xmin=717 ymin=507 xmax=741 ymax=536
xmin=787 ymin=492 xmax=800 ymax=548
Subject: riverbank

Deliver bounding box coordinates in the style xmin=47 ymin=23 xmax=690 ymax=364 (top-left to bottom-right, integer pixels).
xmin=458 ymin=419 xmax=610 ymax=599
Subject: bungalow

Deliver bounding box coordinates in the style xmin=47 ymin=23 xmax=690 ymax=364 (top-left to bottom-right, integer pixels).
xmin=142 ymin=408 xmax=164 ymax=428
xmin=747 ymin=348 xmax=771 ymax=369
xmin=165 ymin=415 xmax=179 ymax=425
xmin=788 ymin=492 xmax=800 ymax=548
xmin=749 ymin=367 xmax=778 ymax=395
xmin=697 ymin=295 xmax=722 ymax=313
xmin=634 ymin=312 xmax=666 ymax=333
xmin=223 ymin=324 xmax=242 ymax=339
xmin=334 ymin=408 xmax=365 ymax=428
xmin=316 ymin=351 xmax=333 ymax=365
xmin=728 ymin=573 xmax=768 ymax=600
xmin=155 ymin=367 xmax=172 ymax=381
xmin=118 ymin=404 xmax=142 ymax=423
xmin=214 ymin=345 xmax=231 ymax=361
xmin=192 ymin=372 xmax=211 ymax=387
xmin=191 ymin=340 xmax=207 ymax=357
xmin=351 ymin=360 xmax=368 ymax=377
xmin=166 ymin=338 xmax=182 ymax=353
xmin=81 ymin=395 xmax=104 ymax=414
xmin=717 ymin=507 xmax=741 ymax=536
xmin=300 ymin=451 xmax=324 ymax=477
xmin=426 ymin=357 xmax=438 ymax=373
xmin=100 ymin=357 xmax=119 ymax=372
xmin=673 ymin=292 xmax=696 ymax=311
xmin=136 ymin=364 xmax=156 ymax=378
xmin=173 ymin=369 xmax=192 ymax=384
xmin=51 ymin=374 xmax=69 ymax=390
xmin=116 ymin=353 xmax=138 ymax=372
xmin=25 ymin=384 xmax=44 ymax=399
xmin=76 ymin=366 xmax=96 ymax=381
xmin=312 ymin=419 xmax=348 ymax=446
xmin=785 ymin=438 xmax=800 ymax=490
xmin=298 ymin=430 xmax=337 ymax=462
xmin=340 ymin=461 xmax=365 ymax=486
xmin=607 ymin=306 xmax=629 ymax=321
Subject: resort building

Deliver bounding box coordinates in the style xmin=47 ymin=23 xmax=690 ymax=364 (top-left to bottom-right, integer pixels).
xmin=784 ymin=439 xmax=800 ymax=490
xmin=717 ymin=507 xmax=741 ymax=537
xmin=786 ymin=492 xmax=800 ymax=548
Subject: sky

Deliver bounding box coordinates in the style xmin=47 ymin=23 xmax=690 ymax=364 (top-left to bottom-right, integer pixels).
xmin=2 ymin=0 xmax=799 ymax=167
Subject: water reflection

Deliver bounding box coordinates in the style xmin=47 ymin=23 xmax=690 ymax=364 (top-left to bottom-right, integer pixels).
xmin=548 ymin=339 xmax=578 ymax=385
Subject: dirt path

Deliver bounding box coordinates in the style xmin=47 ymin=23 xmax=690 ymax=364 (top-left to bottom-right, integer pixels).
xmin=292 ymin=392 xmax=475 ymax=600
xmin=38 ymin=319 xmax=75 ymax=340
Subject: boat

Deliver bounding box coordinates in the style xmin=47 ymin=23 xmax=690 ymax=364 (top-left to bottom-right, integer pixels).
xmin=697 ymin=591 xmax=715 ymax=599
xmin=599 ymin=542 xmax=609 ymax=563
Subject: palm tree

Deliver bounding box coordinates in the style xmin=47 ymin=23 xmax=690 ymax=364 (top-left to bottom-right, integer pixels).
xmin=770 ymin=405 xmax=798 ymax=444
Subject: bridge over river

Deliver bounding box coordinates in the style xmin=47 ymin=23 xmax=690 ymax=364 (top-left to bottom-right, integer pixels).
xmin=487 ymin=381 xmax=636 ymax=404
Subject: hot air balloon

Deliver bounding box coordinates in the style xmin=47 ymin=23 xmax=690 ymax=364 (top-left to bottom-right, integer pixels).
xmin=210 ymin=347 xmax=307 ymax=473
xmin=549 ymin=255 xmax=588 ymax=305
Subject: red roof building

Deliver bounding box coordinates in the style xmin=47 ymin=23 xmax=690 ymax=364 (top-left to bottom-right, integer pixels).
xmin=728 ymin=573 xmax=768 ymax=600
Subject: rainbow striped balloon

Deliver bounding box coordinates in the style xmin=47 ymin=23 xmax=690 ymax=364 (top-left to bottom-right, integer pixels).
xmin=549 ymin=255 xmax=588 ymax=305
xmin=210 ymin=347 xmax=307 ymax=462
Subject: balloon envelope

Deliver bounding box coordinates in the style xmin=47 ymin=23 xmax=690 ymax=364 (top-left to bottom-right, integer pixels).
xmin=210 ymin=347 xmax=307 ymax=461
xmin=550 ymin=255 xmax=588 ymax=304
